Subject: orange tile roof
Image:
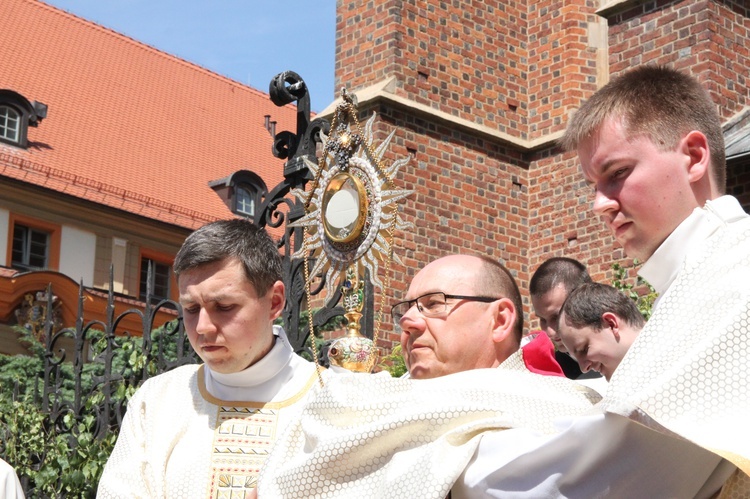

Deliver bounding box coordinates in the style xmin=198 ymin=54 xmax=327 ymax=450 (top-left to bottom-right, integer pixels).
xmin=0 ymin=0 xmax=302 ymax=230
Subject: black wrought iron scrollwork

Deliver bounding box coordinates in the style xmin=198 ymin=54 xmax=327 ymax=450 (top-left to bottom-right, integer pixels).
xmin=258 ymin=71 xmax=370 ymax=356
xmin=270 ymin=71 xmax=331 ymax=179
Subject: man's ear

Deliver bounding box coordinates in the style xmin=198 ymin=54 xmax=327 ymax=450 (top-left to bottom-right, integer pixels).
xmin=602 ymin=312 xmax=620 ymax=341
xmin=268 ymin=280 xmax=286 ymax=321
xmin=491 ymin=298 xmax=516 ymax=343
xmin=682 ymin=130 xmax=711 ymax=185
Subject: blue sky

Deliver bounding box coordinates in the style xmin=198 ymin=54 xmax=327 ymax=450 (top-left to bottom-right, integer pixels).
xmin=43 ymin=0 xmax=336 ymax=113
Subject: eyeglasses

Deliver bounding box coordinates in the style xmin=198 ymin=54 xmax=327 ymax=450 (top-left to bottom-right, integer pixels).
xmin=390 ymin=292 xmax=500 ymax=323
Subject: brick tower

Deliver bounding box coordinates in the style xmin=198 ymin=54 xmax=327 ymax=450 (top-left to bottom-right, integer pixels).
xmin=329 ymin=0 xmax=750 ymax=347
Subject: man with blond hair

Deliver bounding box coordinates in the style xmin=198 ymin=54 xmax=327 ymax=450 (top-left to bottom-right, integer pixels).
xmin=457 ymin=64 xmax=746 ymax=496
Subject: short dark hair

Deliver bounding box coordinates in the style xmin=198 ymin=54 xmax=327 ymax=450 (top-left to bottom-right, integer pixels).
xmin=529 ymin=257 xmax=591 ymax=298
xmin=173 ymin=218 xmax=282 ymax=295
xmin=561 ymin=282 xmax=645 ymax=331
xmin=474 ymin=255 xmax=524 ymax=343
xmin=560 ymin=65 xmax=726 ymax=192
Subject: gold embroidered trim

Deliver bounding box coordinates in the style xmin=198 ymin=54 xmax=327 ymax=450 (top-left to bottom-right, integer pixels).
xmin=207 ymin=405 xmax=279 ymax=497
xmin=199 ymin=364 xmax=320 ymax=498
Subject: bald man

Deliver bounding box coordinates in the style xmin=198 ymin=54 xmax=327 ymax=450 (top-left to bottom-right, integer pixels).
xmin=392 ymin=254 xmax=562 ymax=379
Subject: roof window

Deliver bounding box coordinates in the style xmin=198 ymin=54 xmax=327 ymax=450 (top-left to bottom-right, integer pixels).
xmin=0 ymin=106 xmax=21 ymax=143
xmin=209 ymin=170 xmax=268 ymax=221
xmin=0 ymin=89 xmax=47 ymax=148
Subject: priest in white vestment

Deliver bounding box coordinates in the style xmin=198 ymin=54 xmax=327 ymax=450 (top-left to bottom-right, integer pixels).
xmin=257 ymin=66 xmax=750 ymax=497
xmin=456 ymin=65 xmax=749 ymax=497
xmin=0 ymin=458 xmax=25 ymax=499
xmin=556 ymin=282 xmax=645 ymax=381
xmin=97 ymin=219 xmax=323 ymax=498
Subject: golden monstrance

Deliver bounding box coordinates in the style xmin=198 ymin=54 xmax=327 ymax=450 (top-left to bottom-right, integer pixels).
xmin=289 ymin=89 xmax=412 ymax=375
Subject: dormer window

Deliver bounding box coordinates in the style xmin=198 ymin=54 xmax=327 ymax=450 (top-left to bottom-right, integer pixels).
xmin=209 ymin=169 xmax=268 ymax=221
xmin=0 ymin=89 xmax=47 ymax=148
xmin=0 ymin=106 xmax=21 ymax=143
xmin=235 ymin=185 xmax=257 ymax=218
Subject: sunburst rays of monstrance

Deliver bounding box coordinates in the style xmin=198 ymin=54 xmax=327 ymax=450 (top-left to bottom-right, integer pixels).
xmin=289 ymin=89 xmax=412 ymax=375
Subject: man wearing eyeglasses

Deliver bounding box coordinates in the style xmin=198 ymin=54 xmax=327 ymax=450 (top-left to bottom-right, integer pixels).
xmin=393 ymin=254 xmax=525 ymax=379
xmin=393 ymin=254 xmax=565 ymax=380
xmin=258 ymin=67 xmax=744 ymax=498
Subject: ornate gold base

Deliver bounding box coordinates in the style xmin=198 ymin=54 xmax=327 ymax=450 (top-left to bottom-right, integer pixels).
xmin=328 ymin=330 xmax=375 ymax=373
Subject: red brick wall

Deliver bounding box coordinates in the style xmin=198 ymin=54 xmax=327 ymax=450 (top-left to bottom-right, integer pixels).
xmin=336 ymin=0 xmax=606 ymax=139
xmin=368 ymin=104 xmax=529 ymax=347
xmin=334 ymin=0 xmax=750 ymax=350
xmin=337 ymin=0 xmax=529 ymax=135
xmin=607 ymin=0 xmax=750 ymax=121
xmin=526 ymin=148 xmax=621 ymax=283
xmin=527 ymin=0 xmax=603 ymax=135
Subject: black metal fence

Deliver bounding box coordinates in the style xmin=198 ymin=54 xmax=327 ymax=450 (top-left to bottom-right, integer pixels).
xmin=58 ymin=278 xmax=197 ymax=439
xmin=0 ymin=273 xmax=196 ymax=497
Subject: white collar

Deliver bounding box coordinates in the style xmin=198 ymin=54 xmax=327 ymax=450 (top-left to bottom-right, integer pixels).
xmin=207 ymin=325 xmax=293 ymax=390
xmin=639 ymin=195 xmax=746 ymax=295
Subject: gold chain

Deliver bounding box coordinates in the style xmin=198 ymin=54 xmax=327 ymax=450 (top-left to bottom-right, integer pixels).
xmin=302 ymin=238 xmax=325 ymax=387
xmin=302 ymin=108 xmax=335 ymax=387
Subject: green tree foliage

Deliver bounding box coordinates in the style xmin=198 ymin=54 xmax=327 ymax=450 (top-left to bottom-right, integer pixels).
xmin=0 ymin=323 xmax=181 ymax=498
xmin=0 ymin=307 xmax=356 ymax=496
xmin=611 ymin=262 xmax=657 ymax=320
xmin=379 ymin=343 xmax=407 ymax=378
xmin=1 ymin=396 xmax=118 ymax=498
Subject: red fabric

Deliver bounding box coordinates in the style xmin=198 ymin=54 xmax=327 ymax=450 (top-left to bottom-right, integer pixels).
xmin=521 ymin=332 xmax=565 ymax=377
